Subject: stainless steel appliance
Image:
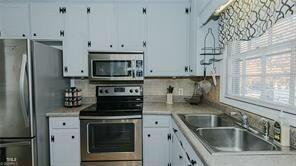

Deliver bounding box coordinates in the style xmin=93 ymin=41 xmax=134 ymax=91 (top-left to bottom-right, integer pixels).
xmin=80 ymin=85 xmax=143 ymax=166
xmin=0 ymin=39 xmax=69 ymax=166
xmin=89 ymin=52 xmax=144 ymax=81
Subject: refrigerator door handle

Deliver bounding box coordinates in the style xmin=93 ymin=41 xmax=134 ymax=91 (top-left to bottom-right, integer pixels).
xmin=0 ymin=141 xmax=31 ymax=148
xmin=19 ymin=53 xmax=30 ymax=127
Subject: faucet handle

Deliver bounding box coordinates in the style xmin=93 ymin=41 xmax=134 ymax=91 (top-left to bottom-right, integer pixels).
xmin=261 ymin=118 xmax=270 ymax=138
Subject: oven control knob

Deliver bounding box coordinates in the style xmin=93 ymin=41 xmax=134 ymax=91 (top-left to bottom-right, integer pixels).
xmin=135 ymin=89 xmax=139 ymax=93
xmin=99 ymin=90 xmax=103 ymax=93
xmin=130 ymin=89 xmax=133 ymax=93
xmin=105 ymin=90 xmax=109 ymax=93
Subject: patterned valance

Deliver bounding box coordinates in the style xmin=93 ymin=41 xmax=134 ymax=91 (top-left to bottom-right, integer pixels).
xmin=219 ymin=0 xmax=296 ymax=47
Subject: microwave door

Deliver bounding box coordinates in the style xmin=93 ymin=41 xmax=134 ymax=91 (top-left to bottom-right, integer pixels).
xmin=92 ymin=60 xmax=134 ymax=80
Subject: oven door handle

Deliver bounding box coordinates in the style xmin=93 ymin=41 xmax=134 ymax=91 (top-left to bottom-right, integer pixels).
xmin=80 ymin=115 xmax=142 ymax=120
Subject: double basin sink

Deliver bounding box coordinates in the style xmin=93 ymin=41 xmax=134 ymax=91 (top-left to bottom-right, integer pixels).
xmin=179 ymin=114 xmax=280 ymax=153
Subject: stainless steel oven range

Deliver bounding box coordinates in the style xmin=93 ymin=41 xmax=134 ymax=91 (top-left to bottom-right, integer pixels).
xmin=89 ymin=52 xmax=144 ymax=82
xmin=80 ymin=85 xmax=143 ymax=166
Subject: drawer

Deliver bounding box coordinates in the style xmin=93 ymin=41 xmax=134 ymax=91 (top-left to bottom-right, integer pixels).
xmin=51 ymin=117 xmax=79 ymax=129
xmin=143 ymin=115 xmax=170 ymax=128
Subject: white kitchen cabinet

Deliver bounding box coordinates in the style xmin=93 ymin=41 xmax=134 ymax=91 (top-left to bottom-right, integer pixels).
xmin=49 ymin=117 xmax=80 ymax=166
xmin=0 ymin=3 xmax=30 ymax=39
xmin=143 ymin=128 xmax=171 ymax=166
xmin=117 ymin=3 xmax=146 ymax=51
xmin=171 ymin=134 xmax=187 ymax=166
xmin=30 ymin=3 xmax=64 ymax=40
xmin=88 ymin=3 xmax=146 ymax=52
xmin=146 ymin=2 xmax=190 ymax=76
xmin=172 ymin=120 xmax=204 ymax=166
xmin=63 ymin=4 xmax=88 ymax=77
xmin=88 ymin=3 xmax=117 ymax=51
xmin=143 ymin=115 xmax=171 ymax=166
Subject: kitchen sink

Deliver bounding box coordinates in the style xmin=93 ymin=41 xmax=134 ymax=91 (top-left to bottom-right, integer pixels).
xmin=178 ymin=113 xmax=282 ymax=153
xmin=196 ymin=127 xmax=279 ymax=152
xmin=179 ymin=114 xmax=235 ymax=128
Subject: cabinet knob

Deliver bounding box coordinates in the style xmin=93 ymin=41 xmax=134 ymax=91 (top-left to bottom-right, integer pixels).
xmin=155 ymin=121 xmax=158 ymax=125
xmin=150 ymin=70 xmax=153 ymax=73
xmin=72 ymin=136 xmax=75 ymax=139
xmin=110 ymin=45 xmax=113 ymax=48
xmin=81 ymin=70 xmax=84 ymax=73
xmin=147 ymin=134 xmax=151 ymax=137
xmin=179 ymin=155 xmax=183 ymax=159
xmin=121 ymin=44 xmax=124 ymax=48
xmin=33 ymin=33 xmax=36 ymax=37
xmin=62 ymin=122 xmax=66 ymax=126
xmin=22 ymin=34 xmax=26 ymax=37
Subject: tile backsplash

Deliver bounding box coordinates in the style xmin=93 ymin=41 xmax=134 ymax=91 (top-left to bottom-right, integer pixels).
xmin=74 ymin=78 xmax=196 ymax=103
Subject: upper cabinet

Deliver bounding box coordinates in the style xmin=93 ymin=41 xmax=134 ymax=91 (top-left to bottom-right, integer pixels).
xmin=63 ymin=4 xmax=89 ymax=77
xmin=145 ymin=2 xmax=190 ymax=76
xmin=0 ymin=3 xmax=30 ymax=39
xmin=88 ymin=3 xmax=116 ymax=51
xmin=88 ymin=3 xmax=146 ymax=52
xmin=117 ymin=3 xmax=146 ymax=51
xmin=30 ymin=3 xmax=64 ymax=40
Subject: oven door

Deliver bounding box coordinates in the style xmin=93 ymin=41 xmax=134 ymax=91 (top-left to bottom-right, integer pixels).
xmin=80 ymin=116 xmax=142 ymax=162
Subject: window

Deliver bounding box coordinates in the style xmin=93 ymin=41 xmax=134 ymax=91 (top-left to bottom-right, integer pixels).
xmin=224 ymin=15 xmax=296 ymax=114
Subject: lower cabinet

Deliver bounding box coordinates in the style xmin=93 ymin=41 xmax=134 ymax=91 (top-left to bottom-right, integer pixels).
xmin=49 ymin=117 xmax=80 ymax=166
xmin=143 ymin=115 xmax=171 ymax=166
xmin=143 ymin=115 xmax=204 ymax=166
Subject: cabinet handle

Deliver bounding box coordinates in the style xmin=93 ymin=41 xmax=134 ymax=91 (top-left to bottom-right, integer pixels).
xmin=173 ymin=128 xmax=178 ymax=133
xmin=64 ymin=67 xmax=68 ymax=72
xmin=155 ymin=121 xmax=158 ymax=125
xmin=147 ymin=134 xmax=151 ymax=137
xmin=62 ymin=122 xmax=66 ymax=126
xmin=190 ymin=160 xmax=197 ymax=165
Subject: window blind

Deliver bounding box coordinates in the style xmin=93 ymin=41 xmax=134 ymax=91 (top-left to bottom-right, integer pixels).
xmin=226 ymin=15 xmax=296 ymax=113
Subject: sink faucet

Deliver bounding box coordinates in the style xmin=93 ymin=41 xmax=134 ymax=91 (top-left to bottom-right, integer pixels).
xmin=230 ymin=112 xmax=249 ymax=128
xmin=261 ymin=118 xmax=270 ymax=139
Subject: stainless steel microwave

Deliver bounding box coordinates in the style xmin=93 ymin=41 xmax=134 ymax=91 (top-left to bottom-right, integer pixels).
xmin=89 ymin=52 xmax=144 ymax=81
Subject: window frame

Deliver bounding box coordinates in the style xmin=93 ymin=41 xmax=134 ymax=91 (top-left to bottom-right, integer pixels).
xmin=220 ymin=41 xmax=296 ymax=127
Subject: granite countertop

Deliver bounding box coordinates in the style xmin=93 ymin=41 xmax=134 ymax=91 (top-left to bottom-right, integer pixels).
xmin=46 ymin=102 xmax=296 ymax=166
xmin=45 ymin=103 xmax=94 ymax=117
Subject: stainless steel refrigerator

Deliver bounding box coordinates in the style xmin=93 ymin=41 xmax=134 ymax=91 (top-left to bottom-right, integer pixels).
xmin=0 ymin=39 xmax=69 ymax=166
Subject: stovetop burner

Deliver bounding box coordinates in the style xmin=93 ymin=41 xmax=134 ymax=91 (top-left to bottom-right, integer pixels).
xmin=80 ymin=85 xmax=143 ymax=117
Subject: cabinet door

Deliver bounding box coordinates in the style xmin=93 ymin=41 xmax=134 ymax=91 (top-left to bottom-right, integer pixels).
xmin=30 ymin=3 xmax=64 ymax=40
xmin=88 ymin=3 xmax=116 ymax=51
xmin=63 ymin=4 xmax=88 ymax=77
xmin=50 ymin=131 xmax=80 ymax=166
xmin=146 ymin=2 xmax=189 ymax=76
xmin=171 ymin=135 xmax=186 ymax=166
xmin=143 ymin=128 xmax=170 ymax=166
xmin=0 ymin=3 xmax=29 ymax=38
xmin=117 ymin=3 xmax=146 ymax=51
